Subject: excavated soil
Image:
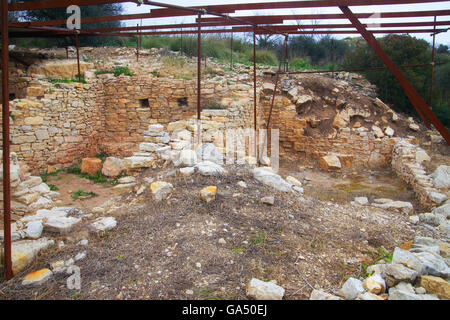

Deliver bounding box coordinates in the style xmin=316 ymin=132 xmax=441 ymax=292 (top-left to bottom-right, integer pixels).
xmin=0 ymin=163 xmax=438 ymax=300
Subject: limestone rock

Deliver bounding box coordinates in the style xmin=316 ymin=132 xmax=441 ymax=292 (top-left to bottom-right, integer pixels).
xmin=179 ymin=167 xmax=195 ymax=176
xmin=319 ymin=155 xmax=341 ymax=171
xmin=3 ymin=238 xmax=55 ymax=274
xmin=179 ymin=149 xmax=198 ymax=167
xmin=354 ymin=197 xmax=369 ymax=206
xmin=420 ymin=275 xmax=450 ymax=300
xmin=358 ymin=292 xmax=385 ymax=300
xmin=253 ymin=167 xmax=292 ymax=192
xmin=44 ymin=216 xmax=82 ymax=234
xmin=196 ymin=161 xmax=226 ymax=176
xmin=22 ymin=268 xmax=53 ymax=286
xmin=383 ymin=263 xmax=418 ymax=287
xmin=101 ymin=157 xmax=124 ymax=178
xmin=81 ymin=158 xmax=102 ymax=176
xmin=430 ymin=165 xmax=450 ymax=189
xmin=310 ymin=289 xmax=343 ymax=300
xmin=372 ymin=199 xmax=413 ymax=215
xmin=150 ymin=181 xmax=173 ymax=201
xmin=25 ymin=221 xmax=43 ymax=239
xmin=286 ymin=176 xmax=302 ymax=187
xmin=261 ymin=196 xmax=275 ymax=205
xmin=90 ymin=217 xmax=117 ymax=233
xmin=363 ymin=273 xmax=386 ymax=294
xmin=200 ymin=186 xmax=217 ymax=203
xmin=339 ymin=277 xmax=365 ymax=300
xmin=195 ymin=143 xmax=224 ymax=165
xmin=246 ymin=278 xmax=285 ymax=300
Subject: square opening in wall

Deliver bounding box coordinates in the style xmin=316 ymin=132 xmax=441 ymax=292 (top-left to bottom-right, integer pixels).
xmin=139 ymin=99 xmax=150 ymax=108
xmin=177 ymin=97 xmax=188 ymax=107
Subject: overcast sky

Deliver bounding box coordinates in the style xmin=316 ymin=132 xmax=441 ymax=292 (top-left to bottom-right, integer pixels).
xmin=121 ymin=0 xmax=450 ymax=46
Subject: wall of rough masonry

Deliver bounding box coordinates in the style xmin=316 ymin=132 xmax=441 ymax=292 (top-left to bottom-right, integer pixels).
xmin=1 ymin=71 xmax=259 ymax=173
xmin=392 ymin=140 xmax=448 ymax=209
xmin=99 ymin=74 xmax=256 ymax=157
xmin=258 ymin=82 xmax=398 ymax=171
xmin=2 ymin=80 xmax=105 ymax=174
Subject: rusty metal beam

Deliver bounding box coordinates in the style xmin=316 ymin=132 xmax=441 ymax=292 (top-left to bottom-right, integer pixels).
xmin=75 ymin=34 xmax=81 ymax=83
xmin=429 ymin=16 xmax=437 ymax=108
xmin=340 ymin=5 xmax=450 ymax=144
xmin=1 ymin=0 xmax=13 ymax=281
xmin=197 ymin=13 xmax=201 ymax=121
xmin=140 ymin=0 xmax=450 ymax=19
xmin=12 ymin=9 xmax=450 ymax=28
xmin=201 ymin=9 xmax=450 ymax=23
xmin=9 ymin=0 xmax=131 ymax=11
xmin=118 ymin=28 xmax=447 ymax=36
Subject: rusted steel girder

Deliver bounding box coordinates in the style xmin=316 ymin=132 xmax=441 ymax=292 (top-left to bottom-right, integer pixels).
xmin=10 ymin=0 xmax=447 ymax=12
xmin=119 ymin=28 xmax=446 ymax=36
xmin=12 ymin=9 xmax=450 ymax=28
xmin=340 ymin=6 xmax=450 ymax=144
xmin=201 ymin=10 xmax=450 ymax=24
xmin=197 ymin=13 xmax=201 ymax=121
xmin=75 ymin=34 xmax=81 ymax=83
xmin=429 ymin=16 xmax=437 ymax=108
xmin=1 ymin=0 xmax=13 ymax=280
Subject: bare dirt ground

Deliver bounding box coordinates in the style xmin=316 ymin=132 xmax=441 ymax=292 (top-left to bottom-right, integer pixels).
xmin=0 ymin=162 xmax=438 ymax=300
xmin=45 ymin=173 xmax=115 ymax=210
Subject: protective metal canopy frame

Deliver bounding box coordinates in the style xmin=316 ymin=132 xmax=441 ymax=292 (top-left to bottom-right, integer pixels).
xmin=2 ymin=0 xmax=450 ymax=280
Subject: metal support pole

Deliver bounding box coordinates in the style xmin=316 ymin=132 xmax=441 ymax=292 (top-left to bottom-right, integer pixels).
xmin=66 ymin=47 xmax=69 ymax=59
xmin=340 ymin=6 xmax=450 ymax=144
xmin=331 ymin=38 xmax=335 ymax=78
xmin=230 ymin=32 xmax=233 ymax=70
xmin=75 ymin=33 xmax=81 ymax=84
xmin=136 ymin=24 xmax=139 ymax=62
xmin=253 ymin=27 xmax=257 ymax=157
xmin=180 ymin=24 xmax=183 ymax=55
xmin=429 ymin=16 xmax=437 ymax=108
xmin=197 ymin=13 xmax=202 ymax=121
xmin=285 ymin=35 xmax=289 ymax=72
xmin=1 ymin=0 xmax=13 ymax=280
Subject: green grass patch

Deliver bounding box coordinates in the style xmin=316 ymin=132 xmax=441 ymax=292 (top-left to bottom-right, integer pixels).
xmin=231 ymin=246 xmax=246 ymax=255
xmin=71 ymin=189 xmax=97 ymax=200
xmin=112 ymin=66 xmax=133 ymax=77
xmin=47 ymin=184 xmax=59 ymax=191
xmin=250 ymin=231 xmax=267 ymax=245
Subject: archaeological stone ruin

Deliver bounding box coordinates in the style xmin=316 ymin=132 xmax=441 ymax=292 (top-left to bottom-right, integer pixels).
xmin=0 ymin=46 xmax=449 ymax=301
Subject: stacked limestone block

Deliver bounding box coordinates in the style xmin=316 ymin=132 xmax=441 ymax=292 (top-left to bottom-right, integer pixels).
xmin=392 ymin=140 xmax=448 ymax=209
xmin=0 ymin=152 xmax=58 ymax=216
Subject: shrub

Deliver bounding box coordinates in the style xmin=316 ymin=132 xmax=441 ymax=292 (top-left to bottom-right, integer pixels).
xmin=112 ymin=66 xmax=133 ymax=77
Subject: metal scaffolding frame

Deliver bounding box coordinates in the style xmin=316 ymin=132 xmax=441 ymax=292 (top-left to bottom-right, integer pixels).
xmin=2 ymin=0 xmax=450 ymax=280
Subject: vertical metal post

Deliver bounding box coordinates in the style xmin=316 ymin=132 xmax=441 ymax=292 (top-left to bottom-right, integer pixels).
xmin=1 ymin=0 xmax=13 ymax=280
xmin=253 ymin=27 xmax=257 ymax=157
xmin=331 ymin=38 xmax=335 ymax=78
xmin=65 ymin=47 xmax=69 ymax=59
xmin=197 ymin=13 xmax=202 ymax=121
xmin=136 ymin=24 xmax=139 ymax=62
xmin=429 ymin=16 xmax=437 ymax=108
xmin=75 ymin=33 xmax=81 ymax=84
xmin=285 ymin=35 xmax=289 ymax=72
xmin=230 ymin=32 xmax=233 ymax=70
xmin=180 ymin=24 xmax=183 ymax=55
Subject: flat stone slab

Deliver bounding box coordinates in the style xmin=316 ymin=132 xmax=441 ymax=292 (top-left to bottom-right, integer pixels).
xmin=44 ymin=216 xmax=82 ymax=234
xmin=90 ymin=217 xmax=117 ymax=233
xmin=22 ymin=268 xmax=53 ymax=286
